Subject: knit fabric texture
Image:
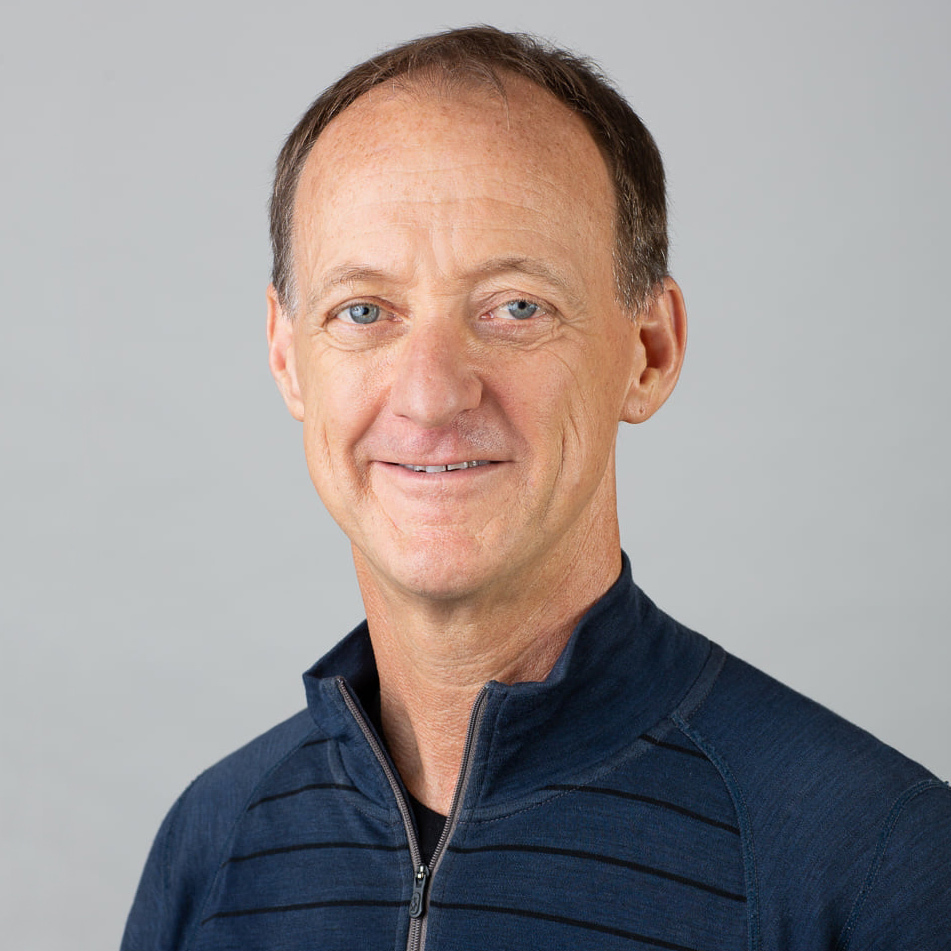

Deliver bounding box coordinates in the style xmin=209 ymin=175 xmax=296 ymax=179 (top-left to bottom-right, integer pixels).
xmin=122 ymin=556 xmax=951 ymax=950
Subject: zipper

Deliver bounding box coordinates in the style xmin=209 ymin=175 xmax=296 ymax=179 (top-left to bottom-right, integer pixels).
xmin=408 ymin=862 xmax=429 ymax=918
xmin=336 ymin=679 xmax=425 ymax=949
xmin=337 ymin=678 xmax=490 ymax=951
xmin=417 ymin=685 xmax=490 ymax=950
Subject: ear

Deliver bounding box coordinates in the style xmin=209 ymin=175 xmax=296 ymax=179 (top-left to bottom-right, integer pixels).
xmin=621 ymin=277 xmax=687 ymax=424
xmin=266 ymin=284 xmax=305 ymax=421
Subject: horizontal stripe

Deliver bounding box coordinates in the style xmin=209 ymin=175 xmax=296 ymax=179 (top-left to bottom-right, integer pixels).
xmin=431 ymin=901 xmax=706 ymax=951
xmin=225 ymin=841 xmax=406 ymax=865
xmin=202 ymin=898 xmax=405 ymax=925
xmin=640 ymin=733 xmax=707 ymax=760
xmin=448 ymin=843 xmax=745 ymax=902
xmin=248 ymin=782 xmax=359 ymax=810
xmin=545 ymin=784 xmax=740 ymax=835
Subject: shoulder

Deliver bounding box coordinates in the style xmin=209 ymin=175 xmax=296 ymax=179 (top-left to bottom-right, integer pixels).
xmin=677 ymin=651 xmax=951 ymax=948
xmin=182 ymin=708 xmax=320 ymax=821
xmin=171 ymin=707 xmax=323 ymax=888
xmin=121 ymin=708 xmax=320 ymax=951
xmin=683 ymin=651 xmax=941 ymax=798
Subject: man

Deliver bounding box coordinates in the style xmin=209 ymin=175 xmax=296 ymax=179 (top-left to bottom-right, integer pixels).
xmin=122 ymin=26 xmax=951 ymax=951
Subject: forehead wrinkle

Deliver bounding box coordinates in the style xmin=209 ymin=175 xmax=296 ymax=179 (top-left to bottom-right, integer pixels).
xmin=300 ymin=187 xmax=597 ymax=299
xmin=295 ymin=81 xmax=617 ymax=313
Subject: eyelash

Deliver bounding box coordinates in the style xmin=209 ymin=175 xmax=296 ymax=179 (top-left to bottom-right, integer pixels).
xmin=484 ymin=298 xmax=546 ymax=321
xmin=331 ymin=297 xmax=548 ymax=325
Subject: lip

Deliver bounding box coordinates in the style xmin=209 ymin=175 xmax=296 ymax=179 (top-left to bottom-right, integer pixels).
xmin=397 ymin=460 xmax=493 ymax=473
xmin=373 ymin=459 xmax=504 ymax=478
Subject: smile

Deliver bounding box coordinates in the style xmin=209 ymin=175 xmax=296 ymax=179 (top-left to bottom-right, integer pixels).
xmin=398 ymin=461 xmax=493 ymax=473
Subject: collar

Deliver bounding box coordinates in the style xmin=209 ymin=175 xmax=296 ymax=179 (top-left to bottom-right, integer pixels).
xmin=302 ymin=553 xmax=715 ymax=810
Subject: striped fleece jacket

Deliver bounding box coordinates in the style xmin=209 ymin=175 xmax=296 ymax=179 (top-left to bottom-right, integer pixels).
xmin=122 ymin=557 xmax=951 ymax=950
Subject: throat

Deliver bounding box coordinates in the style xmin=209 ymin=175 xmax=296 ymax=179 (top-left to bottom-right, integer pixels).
xmin=362 ymin=686 xmax=448 ymax=862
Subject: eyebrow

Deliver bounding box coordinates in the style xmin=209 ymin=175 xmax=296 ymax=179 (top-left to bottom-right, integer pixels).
xmin=308 ymin=265 xmax=391 ymax=307
xmin=471 ymin=256 xmax=582 ymax=304
xmin=307 ymin=256 xmax=584 ymax=311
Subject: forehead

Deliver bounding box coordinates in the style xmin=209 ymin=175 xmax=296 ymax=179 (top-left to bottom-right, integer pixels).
xmin=291 ymin=76 xmax=617 ymax=291
xmin=304 ymin=72 xmax=612 ymax=190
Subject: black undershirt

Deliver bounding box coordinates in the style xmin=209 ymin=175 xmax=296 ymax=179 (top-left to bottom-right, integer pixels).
xmin=363 ymin=688 xmax=448 ymax=864
xmin=406 ymin=791 xmax=447 ymax=866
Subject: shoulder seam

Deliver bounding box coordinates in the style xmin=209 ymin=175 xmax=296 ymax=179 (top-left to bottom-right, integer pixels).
xmin=673 ymin=640 xmax=726 ymax=722
xmin=182 ymin=726 xmax=325 ymax=949
xmin=834 ymin=778 xmax=949 ymax=951
xmin=672 ymin=713 xmax=760 ymax=951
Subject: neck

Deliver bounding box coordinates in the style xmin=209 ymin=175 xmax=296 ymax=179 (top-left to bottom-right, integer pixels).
xmin=353 ymin=532 xmax=622 ymax=814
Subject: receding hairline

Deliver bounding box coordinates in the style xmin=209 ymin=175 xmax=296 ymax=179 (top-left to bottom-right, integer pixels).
xmin=284 ymin=68 xmax=618 ymax=313
xmin=270 ymin=26 xmax=670 ymax=317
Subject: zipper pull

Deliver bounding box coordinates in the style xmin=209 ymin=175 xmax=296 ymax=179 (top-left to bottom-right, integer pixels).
xmin=408 ymin=863 xmax=430 ymax=919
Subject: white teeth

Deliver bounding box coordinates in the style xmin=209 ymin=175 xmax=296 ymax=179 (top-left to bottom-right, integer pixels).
xmin=400 ymin=460 xmax=491 ymax=472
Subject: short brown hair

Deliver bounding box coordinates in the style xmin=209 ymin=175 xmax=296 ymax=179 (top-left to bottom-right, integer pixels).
xmin=269 ymin=25 xmax=668 ymax=313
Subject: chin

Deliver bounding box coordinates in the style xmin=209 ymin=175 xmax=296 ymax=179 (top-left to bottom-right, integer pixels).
xmin=361 ymin=532 xmax=508 ymax=604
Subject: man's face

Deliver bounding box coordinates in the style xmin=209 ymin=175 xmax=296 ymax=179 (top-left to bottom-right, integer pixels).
xmin=269 ymin=78 xmax=664 ymax=605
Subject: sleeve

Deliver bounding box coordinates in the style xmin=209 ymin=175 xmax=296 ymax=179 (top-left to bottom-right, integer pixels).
xmin=838 ymin=779 xmax=951 ymax=951
xmin=120 ymin=783 xmax=207 ymax=951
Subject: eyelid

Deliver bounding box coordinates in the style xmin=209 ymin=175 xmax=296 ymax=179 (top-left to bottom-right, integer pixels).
xmin=483 ymin=295 xmax=550 ymax=319
xmin=326 ymin=294 xmax=551 ymax=322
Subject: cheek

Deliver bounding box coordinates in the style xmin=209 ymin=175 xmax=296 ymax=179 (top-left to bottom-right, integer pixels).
xmin=300 ymin=352 xmax=380 ymax=435
xmin=518 ymin=344 xmax=626 ymax=438
xmin=297 ymin=364 xmax=372 ymax=493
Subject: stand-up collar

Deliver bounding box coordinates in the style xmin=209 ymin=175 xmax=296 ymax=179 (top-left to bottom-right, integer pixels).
xmin=303 ymin=553 xmax=713 ymax=808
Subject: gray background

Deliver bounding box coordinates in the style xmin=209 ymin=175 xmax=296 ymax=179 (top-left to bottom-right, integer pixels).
xmin=2 ymin=1 xmax=948 ymax=947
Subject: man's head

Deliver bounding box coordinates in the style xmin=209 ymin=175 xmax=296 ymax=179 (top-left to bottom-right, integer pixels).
xmin=269 ymin=26 xmax=669 ymax=317
xmin=267 ymin=27 xmax=686 ymax=608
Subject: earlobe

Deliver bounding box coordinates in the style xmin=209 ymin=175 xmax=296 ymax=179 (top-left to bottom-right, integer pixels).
xmin=266 ymin=284 xmax=305 ymax=421
xmin=621 ymin=277 xmax=687 ymax=424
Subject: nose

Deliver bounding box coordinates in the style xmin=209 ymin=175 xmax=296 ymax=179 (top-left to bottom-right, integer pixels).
xmin=388 ymin=317 xmax=483 ymax=428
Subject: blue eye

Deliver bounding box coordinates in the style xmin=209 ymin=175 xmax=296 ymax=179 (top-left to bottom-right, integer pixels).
xmin=504 ymin=300 xmax=538 ymax=319
xmin=345 ymin=303 xmax=380 ymax=324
